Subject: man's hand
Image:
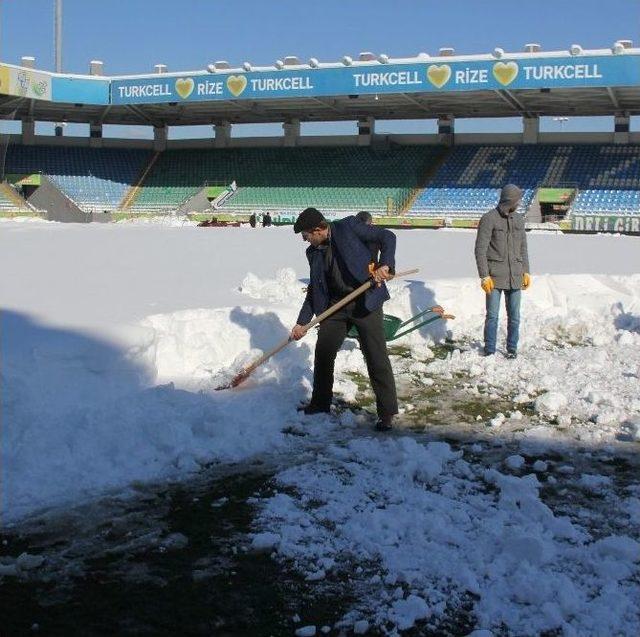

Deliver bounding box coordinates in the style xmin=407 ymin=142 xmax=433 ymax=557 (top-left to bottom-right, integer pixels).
xmin=481 ymin=276 xmax=495 ymax=294
xmin=372 ymin=265 xmax=391 ymax=287
xmin=522 ymin=273 xmax=531 ymax=290
xmin=291 ymin=324 xmax=307 ymax=341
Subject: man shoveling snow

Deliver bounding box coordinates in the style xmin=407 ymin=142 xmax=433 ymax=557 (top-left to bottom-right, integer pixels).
xmin=290 ymin=208 xmax=399 ymax=432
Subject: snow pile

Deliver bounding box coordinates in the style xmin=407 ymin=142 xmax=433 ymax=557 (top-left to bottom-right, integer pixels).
xmin=4 ymin=269 xmax=640 ymax=522
xmin=239 ymin=267 xmax=305 ymax=304
xmin=425 ymin=330 xmax=640 ymax=444
xmin=2 ymin=225 xmax=639 ymax=529
xmin=253 ymin=437 xmax=640 ymax=635
xmin=139 ymin=304 xmax=305 ymax=386
xmin=534 ymin=392 xmax=569 ymax=418
xmin=1 ymin=306 xmax=318 ymax=522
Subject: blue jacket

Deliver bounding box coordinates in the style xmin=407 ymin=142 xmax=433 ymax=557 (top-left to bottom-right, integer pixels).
xmin=296 ymin=216 xmax=396 ymax=325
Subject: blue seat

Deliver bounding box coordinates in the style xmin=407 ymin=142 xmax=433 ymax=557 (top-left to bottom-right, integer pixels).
xmin=5 ymin=145 xmax=151 ymax=212
xmin=409 ymin=144 xmax=640 ymax=218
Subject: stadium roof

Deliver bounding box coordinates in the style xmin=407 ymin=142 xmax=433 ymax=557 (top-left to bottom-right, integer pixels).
xmin=1 ymin=46 xmax=639 ymax=126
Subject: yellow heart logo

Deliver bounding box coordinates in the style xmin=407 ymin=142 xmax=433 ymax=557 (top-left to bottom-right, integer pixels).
xmin=493 ymin=61 xmax=518 ymax=86
xmin=175 ymin=77 xmax=194 ymax=99
xmin=227 ymin=75 xmax=248 ymax=98
xmin=426 ymin=64 xmax=451 ymax=89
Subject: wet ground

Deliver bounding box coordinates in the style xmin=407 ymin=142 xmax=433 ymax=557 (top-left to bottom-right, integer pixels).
xmin=2 ymin=346 xmax=639 ymax=636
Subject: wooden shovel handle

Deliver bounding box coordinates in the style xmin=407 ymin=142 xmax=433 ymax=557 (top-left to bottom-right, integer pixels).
xmin=224 ymin=267 xmax=419 ymax=388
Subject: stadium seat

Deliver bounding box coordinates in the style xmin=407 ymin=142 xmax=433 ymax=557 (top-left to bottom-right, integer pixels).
xmin=130 ymin=145 xmax=444 ymax=213
xmin=5 ymin=145 xmax=151 ymax=212
xmin=409 ymin=144 xmax=640 ymax=218
xmin=4 ymin=142 xmax=639 ymax=218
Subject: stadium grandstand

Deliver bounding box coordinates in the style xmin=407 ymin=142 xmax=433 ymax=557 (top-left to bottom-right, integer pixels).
xmin=1 ymin=41 xmax=639 ymax=233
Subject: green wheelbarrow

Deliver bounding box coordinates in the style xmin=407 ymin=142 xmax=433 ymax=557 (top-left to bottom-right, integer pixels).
xmin=348 ymin=306 xmax=455 ymax=342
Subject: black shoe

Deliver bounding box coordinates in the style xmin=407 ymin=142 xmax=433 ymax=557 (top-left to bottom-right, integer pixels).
xmin=483 ymin=350 xmax=495 ymax=357
xmin=297 ymin=403 xmax=330 ymax=415
xmin=375 ymin=415 xmax=394 ymax=432
xmin=505 ymin=351 xmax=518 ymax=359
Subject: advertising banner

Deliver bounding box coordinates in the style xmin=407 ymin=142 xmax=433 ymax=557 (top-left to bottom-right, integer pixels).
xmin=111 ymin=54 xmax=639 ymax=105
xmin=5 ymin=173 xmax=41 ymax=186
xmin=0 ymin=65 xmax=52 ymax=100
xmin=52 ymin=77 xmax=110 ymax=105
xmin=572 ymin=215 xmax=640 ymax=234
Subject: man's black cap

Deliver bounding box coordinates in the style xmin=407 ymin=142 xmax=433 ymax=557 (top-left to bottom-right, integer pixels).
xmin=294 ymin=207 xmax=326 ymax=233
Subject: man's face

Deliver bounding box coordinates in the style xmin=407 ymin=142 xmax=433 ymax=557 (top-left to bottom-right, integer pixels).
xmin=301 ymin=226 xmax=328 ymax=247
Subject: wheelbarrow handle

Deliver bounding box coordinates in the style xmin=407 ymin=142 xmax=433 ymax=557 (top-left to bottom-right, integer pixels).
xmin=388 ymin=308 xmax=455 ymax=342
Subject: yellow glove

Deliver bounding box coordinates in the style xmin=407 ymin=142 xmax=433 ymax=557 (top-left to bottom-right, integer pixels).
xmin=522 ymin=273 xmax=531 ymax=290
xmin=481 ymin=276 xmax=495 ymax=294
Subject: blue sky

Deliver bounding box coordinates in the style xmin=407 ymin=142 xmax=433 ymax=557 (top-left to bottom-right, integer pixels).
xmin=1 ymin=0 xmax=638 ymax=137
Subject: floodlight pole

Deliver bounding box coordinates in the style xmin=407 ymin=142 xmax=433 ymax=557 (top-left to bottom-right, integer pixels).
xmin=54 ymin=0 xmax=63 ymax=136
xmin=55 ymin=0 xmax=62 ymax=73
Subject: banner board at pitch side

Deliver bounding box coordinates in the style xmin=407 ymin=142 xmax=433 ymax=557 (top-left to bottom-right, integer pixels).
xmin=572 ymin=215 xmax=640 ymax=234
xmin=110 ymin=54 xmax=639 ymax=105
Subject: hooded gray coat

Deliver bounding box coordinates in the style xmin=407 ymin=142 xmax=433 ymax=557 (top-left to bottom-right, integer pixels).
xmin=474 ymin=186 xmax=530 ymax=290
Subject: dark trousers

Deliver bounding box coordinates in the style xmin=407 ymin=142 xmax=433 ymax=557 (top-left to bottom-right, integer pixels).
xmin=310 ymin=301 xmax=398 ymax=417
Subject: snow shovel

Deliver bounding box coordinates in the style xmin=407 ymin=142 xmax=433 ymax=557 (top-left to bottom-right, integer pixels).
xmin=216 ymin=268 xmax=419 ymax=390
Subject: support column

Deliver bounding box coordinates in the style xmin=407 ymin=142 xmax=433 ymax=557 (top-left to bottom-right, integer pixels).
xmin=283 ymin=118 xmax=300 ymax=147
xmin=437 ymin=115 xmax=454 ymax=146
xmin=214 ymin=121 xmax=231 ymax=148
xmin=89 ymin=121 xmax=103 ymax=147
xmin=523 ymin=115 xmax=539 ymax=144
xmin=153 ymin=124 xmax=167 ymax=151
xmin=614 ymin=113 xmax=630 ymax=144
xmin=21 ymin=119 xmax=35 ymax=145
xmin=19 ymin=58 xmax=37 ymax=144
xmin=89 ymin=61 xmax=105 ymax=146
xmin=357 ymin=116 xmax=375 ymax=146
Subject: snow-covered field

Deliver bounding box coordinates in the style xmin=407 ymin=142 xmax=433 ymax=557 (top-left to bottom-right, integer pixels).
xmin=2 ymin=222 xmax=639 ymax=635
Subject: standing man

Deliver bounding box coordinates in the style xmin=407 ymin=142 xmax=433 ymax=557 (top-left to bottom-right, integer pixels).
xmin=355 ymin=210 xmax=379 ymax=269
xmin=474 ymin=184 xmax=531 ymax=359
xmin=355 ymin=210 xmax=373 ymax=225
xmin=249 ymin=212 xmax=257 ymax=228
xmin=291 ymin=207 xmax=398 ymax=431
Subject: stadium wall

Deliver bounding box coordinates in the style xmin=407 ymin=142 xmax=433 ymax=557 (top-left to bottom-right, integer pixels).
xmin=6 ymin=131 xmax=640 ymax=150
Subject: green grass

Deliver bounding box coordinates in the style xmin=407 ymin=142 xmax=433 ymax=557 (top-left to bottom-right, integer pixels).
xmin=387 ymin=344 xmax=413 ymax=359
xmin=344 ymin=371 xmax=377 ymax=409
xmin=430 ymin=341 xmax=460 ymax=359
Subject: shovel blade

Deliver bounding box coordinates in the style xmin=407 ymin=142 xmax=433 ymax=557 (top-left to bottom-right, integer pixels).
xmin=215 ymin=368 xmax=251 ymax=391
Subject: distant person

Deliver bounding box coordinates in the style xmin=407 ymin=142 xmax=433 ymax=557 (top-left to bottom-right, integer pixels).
xmin=290 ymin=207 xmax=398 ymax=431
xmin=249 ymin=212 xmax=257 ymax=228
xmin=355 ymin=211 xmax=379 ymax=272
xmin=262 ymin=211 xmax=272 ymax=227
xmin=355 ymin=210 xmax=373 ymax=225
xmin=474 ymin=184 xmax=531 ymax=359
